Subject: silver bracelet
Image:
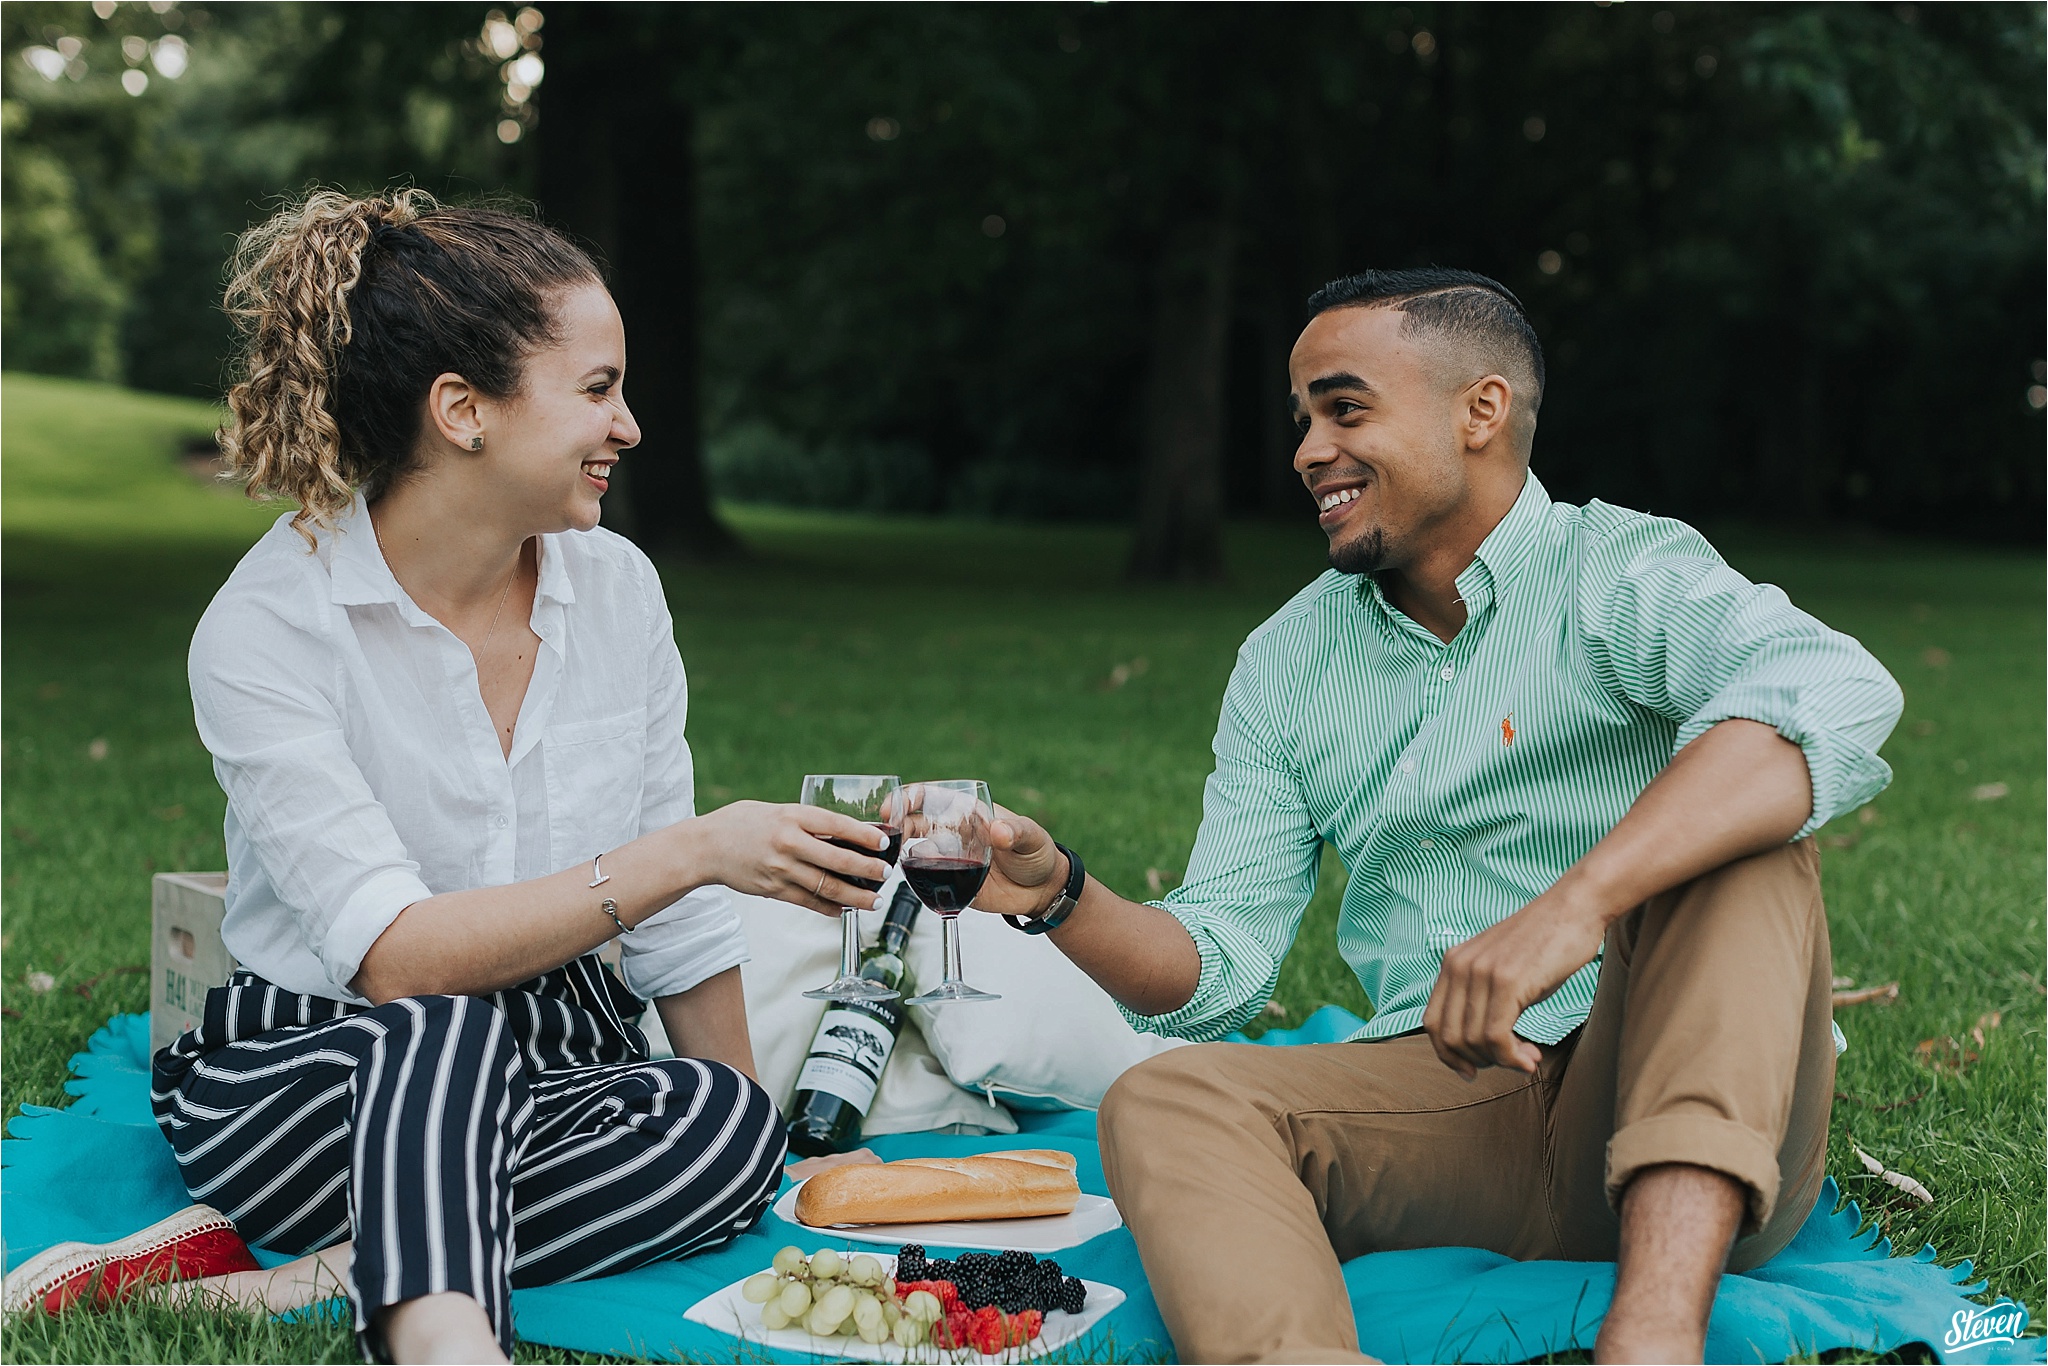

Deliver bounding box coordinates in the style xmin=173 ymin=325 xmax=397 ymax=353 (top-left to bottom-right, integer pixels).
xmin=591 ymin=853 xmax=627 ymax=936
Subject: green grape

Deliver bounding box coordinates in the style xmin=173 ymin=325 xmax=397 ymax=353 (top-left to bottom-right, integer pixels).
xmin=857 ymin=1315 xmax=890 ymax=1345
xmin=778 ymin=1281 xmax=812 ymax=1317
xmin=817 ymin=1284 xmax=856 ymax=1322
xmin=810 ymin=1248 xmax=844 ymax=1281
xmin=761 ymin=1302 xmax=792 ymax=1332
xmin=741 ymin=1273 xmax=780 ymax=1304
xmin=903 ymin=1290 xmax=943 ymax=1324
xmin=852 ymin=1294 xmax=883 ymax=1335
xmin=881 ymin=1295 xmax=902 ymax=1328
xmin=848 ymin=1254 xmax=883 ymax=1286
xmin=805 ymin=1304 xmax=838 ymax=1337
xmin=893 ymin=1317 xmax=924 ymax=1349
xmin=838 ymin=1315 xmax=859 ymax=1337
xmin=771 ymin=1246 xmax=807 ymax=1276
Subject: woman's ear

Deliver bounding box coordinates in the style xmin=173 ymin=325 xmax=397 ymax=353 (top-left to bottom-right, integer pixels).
xmin=424 ymin=372 xmax=486 ymax=453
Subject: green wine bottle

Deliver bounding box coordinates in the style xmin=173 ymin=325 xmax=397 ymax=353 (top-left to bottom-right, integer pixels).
xmin=785 ymin=882 xmax=924 ymax=1156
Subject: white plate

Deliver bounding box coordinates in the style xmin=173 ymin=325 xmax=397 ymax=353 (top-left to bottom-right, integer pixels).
xmin=683 ymin=1253 xmax=1126 ymax=1364
xmin=772 ymin=1182 xmax=1123 ymax=1253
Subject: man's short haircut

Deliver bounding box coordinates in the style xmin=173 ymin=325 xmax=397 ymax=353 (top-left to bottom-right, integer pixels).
xmin=1306 ymin=268 xmax=1546 ymax=418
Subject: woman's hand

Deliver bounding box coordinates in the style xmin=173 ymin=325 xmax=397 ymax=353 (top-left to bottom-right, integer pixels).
xmin=679 ymin=800 xmax=891 ymax=915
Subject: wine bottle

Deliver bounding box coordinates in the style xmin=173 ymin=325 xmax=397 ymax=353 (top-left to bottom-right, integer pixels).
xmin=786 ymin=882 xmax=924 ymax=1156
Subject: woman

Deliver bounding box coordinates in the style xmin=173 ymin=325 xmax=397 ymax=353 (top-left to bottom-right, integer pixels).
xmin=39 ymin=190 xmax=890 ymax=1361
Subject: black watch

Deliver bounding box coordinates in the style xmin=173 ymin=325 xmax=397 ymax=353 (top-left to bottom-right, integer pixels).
xmin=1005 ymin=843 xmax=1085 ymax=935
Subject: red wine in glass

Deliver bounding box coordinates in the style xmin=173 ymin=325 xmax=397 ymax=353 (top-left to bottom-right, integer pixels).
xmin=901 ymin=780 xmax=1001 ymax=1005
xmin=901 ymin=854 xmax=989 ymax=916
xmin=829 ymin=825 xmax=902 ymax=893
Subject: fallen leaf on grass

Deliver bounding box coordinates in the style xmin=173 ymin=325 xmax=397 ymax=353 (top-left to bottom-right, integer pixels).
xmin=86 ymin=738 xmax=108 ymax=761
xmin=0 ymin=1007 xmax=19 ymax=1019
xmin=1971 ymin=1010 xmax=2002 ymax=1049
xmin=1857 ymin=806 xmax=1881 ymax=826
xmin=1852 ymin=1142 xmax=1934 ymax=1204
xmin=1263 ymin=1001 xmax=1289 ymax=1019
xmin=25 ymin=971 xmax=55 ymax=993
xmin=1820 ymin=832 xmax=1859 ymax=851
xmin=1921 ymin=647 xmax=1951 ymax=668
xmin=1144 ymin=867 xmax=1179 ymax=895
xmin=1831 ymin=974 xmax=1856 ymax=989
xmin=1098 ymin=657 xmax=1151 ymax=691
xmin=1915 ymin=1037 xmax=1978 ymax=1073
xmin=1971 ymin=782 xmax=2009 ymax=802
xmin=1832 ymin=981 xmax=1899 ymax=1007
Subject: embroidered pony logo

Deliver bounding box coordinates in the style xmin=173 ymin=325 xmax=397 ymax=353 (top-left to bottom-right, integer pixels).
xmin=1501 ymin=713 xmax=1516 ymax=747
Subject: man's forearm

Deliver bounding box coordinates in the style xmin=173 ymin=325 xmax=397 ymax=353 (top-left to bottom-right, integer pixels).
xmin=1045 ymin=873 xmax=1205 ymax=1018
xmin=1557 ymin=718 xmax=1813 ymax=927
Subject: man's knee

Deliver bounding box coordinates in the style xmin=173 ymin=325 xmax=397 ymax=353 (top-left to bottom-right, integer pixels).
xmin=1100 ymin=1043 xmax=1269 ymax=1150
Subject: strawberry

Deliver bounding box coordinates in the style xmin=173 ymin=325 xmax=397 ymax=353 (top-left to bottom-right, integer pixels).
xmin=1010 ymin=1309 xmax=1045 ymax=1345
xmin=967 ymin=1305 xmax=1008 ymax=1356
xmin=934 ymin=1306 xmax=977 ymax=1350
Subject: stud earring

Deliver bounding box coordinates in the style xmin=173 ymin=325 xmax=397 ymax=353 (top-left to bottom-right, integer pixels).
xmin=469 ymin=436 xmax=484 ymax=451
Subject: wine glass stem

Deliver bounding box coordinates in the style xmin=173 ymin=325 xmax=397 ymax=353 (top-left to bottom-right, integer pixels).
xmin=840 ymin=907 xmax=862 ymax=980
xmin=941 ymin=916 xmax=964 ymax=986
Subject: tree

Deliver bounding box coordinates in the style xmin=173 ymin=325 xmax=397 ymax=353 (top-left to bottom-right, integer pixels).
xmin=536 ymin=3 xmax=737 ymax=559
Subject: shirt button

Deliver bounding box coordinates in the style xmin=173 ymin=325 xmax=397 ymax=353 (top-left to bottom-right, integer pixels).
xmin=1418 ymin=838 xmax=1436 ymax=850
xmin=1440 ymin=665 xmax=1455 ymax=681
xmin=495 ymin=815 xmax=508 ymax=829
xmin=1400 ymin=759 xmax=1416 ymax=774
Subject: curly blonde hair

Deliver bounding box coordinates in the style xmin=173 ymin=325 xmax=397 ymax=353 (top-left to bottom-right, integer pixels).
xmin=218 ymin=188 xmax=599 ymax=542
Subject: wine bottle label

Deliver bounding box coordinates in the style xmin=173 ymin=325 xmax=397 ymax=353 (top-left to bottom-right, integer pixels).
xmin=793 ymin=1006 xmax=896 ymax=1115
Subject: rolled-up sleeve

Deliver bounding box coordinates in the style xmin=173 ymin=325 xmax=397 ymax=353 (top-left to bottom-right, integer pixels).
xmin=189 ymin=600 xmax=434 ymax=997
xmin=1119 ymin=640 xmax=1322 ymax=1041
xmin=1579 ymin=514 xmax=1904 ymax=838
xmin=617 ymin=557 xmax=749 ymax=1001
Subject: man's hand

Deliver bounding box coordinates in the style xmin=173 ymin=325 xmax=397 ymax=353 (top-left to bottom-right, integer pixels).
xmin=975 ymin=806 xmax=1067 ymax=918
xmin=1421 ymin=887 xmax=1607 ymax=1078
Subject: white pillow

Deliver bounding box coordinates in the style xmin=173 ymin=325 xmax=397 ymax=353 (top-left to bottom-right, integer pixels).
xmin=904 ymin=904 xmax=1190 ymax=1110
xmin=727 ymin=892 xmax=1015 ymax=1138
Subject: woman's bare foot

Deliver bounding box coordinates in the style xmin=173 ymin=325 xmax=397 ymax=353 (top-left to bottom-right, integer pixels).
xmin=168 ymin=1240 xmax=351 ymax=1315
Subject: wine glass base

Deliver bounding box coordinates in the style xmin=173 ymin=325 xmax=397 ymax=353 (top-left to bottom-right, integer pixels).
xmin=803 ymin=978 xmax=900 ymax=1003
xmin=904 ymin=982 xmax=1001 ymax=1006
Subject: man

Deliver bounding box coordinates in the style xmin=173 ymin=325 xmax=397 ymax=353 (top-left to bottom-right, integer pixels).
xmin=975 ymin=268 xmax=1902 ymax=1364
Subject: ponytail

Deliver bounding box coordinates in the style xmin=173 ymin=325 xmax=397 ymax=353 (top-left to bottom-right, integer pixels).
xmin=218 ymin=188 xmax=599 ymax=544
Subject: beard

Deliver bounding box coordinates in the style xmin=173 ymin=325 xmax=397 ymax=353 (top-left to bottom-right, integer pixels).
xmin=1327 ymin=523 xmax=1388 ymax=575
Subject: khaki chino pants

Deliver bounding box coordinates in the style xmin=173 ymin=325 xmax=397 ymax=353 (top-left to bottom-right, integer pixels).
xmin=1098 ymin=841 xmax=1835 ymax=1364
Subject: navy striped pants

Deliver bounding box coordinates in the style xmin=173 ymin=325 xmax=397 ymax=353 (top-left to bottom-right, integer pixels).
xmin=151 ymin=957 xmax=786 ymax=1358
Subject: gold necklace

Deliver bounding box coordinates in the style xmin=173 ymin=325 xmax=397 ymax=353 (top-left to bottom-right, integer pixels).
xmin=368 ymin=511 xmax=523 ymax=676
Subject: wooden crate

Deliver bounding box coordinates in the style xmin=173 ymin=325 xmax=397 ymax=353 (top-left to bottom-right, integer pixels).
xmin=150 ymin=872 xmax=234 ymax=1055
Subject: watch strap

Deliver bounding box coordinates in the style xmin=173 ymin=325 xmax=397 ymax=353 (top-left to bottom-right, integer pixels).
xmin=1005 ymin=843 xmax=1085 ymax=935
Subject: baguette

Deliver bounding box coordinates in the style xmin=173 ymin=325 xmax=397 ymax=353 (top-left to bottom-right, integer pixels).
xmin=793 ymin=1149 xmax=1080 ymax=1226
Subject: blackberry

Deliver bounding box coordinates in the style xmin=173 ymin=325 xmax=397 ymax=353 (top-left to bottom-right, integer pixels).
xmin=1058 ymin=1276 xmax=1087 ymax=1315
xmin=994 ymin=1248 xmax=1033 ymax=1276
xmin=895 ymin=1244 xmax=929 ymax=1281
xmin=998 ymin=1289 xmax=1033 ymax=1314
xmin=924 ymin=1258 xmax=955 ymax=1280
xmin=1036 ymin=1259 xmax=1063 ymax=1283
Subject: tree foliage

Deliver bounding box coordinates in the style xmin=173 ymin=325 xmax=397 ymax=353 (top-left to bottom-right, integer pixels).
xmin=4 ymin=2 xmax=2041 ymax=553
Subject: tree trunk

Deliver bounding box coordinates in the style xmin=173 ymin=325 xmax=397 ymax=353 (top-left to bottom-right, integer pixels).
xmin=535 ymin=5 xmax=738 ymax=560
xmin=1125 ymin=218 xmax=1235 ymax=582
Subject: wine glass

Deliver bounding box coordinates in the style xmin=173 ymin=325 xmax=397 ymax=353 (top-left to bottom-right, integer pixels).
xmin=901 ymin=780 xmax=1001 ymax=1006
xmin=800 ymin=774 xmax=903 ymax=1003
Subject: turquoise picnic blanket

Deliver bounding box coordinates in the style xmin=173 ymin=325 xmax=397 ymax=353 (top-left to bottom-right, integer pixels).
xmin=4 ymin=1010 xmax=2038 ymax=1363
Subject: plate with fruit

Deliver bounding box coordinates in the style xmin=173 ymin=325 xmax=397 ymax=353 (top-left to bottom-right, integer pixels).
xmin=683 ymin=1244 xmax=1126 ymax=1362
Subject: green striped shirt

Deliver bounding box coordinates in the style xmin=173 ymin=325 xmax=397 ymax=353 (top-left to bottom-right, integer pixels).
xmin=1130 ymin=473 xmax=1903 ymax=1044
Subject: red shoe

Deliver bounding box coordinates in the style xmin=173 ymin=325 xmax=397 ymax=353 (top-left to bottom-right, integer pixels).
xmin=3 ymin=1205 xmax=261 ymax=1315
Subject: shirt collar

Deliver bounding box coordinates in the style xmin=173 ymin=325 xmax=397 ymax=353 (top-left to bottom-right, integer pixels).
xmin=326 ymin=493 xmax=578 ymax=608
xmin=1357 ymin=469 xmax=1552 ymax=628
xmin=1453 ymin=469 xmax=1551 ymax=613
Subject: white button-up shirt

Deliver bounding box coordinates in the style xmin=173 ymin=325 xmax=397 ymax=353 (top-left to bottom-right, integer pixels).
xmin=189 ymin=496 xmax=747 ymax=1005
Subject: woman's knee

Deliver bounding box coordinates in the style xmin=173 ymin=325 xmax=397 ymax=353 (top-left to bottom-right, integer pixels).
xmin=360 ymin=994 xmax=523 ymax=1073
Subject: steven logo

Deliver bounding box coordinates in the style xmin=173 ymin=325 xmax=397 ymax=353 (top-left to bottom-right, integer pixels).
xmin=1943 ymin=1302 xmax=2029 ymax=1352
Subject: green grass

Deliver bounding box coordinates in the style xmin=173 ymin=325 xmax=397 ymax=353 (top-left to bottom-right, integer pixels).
xmin=2 ymin=371 xmax=2041 ymax=1362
